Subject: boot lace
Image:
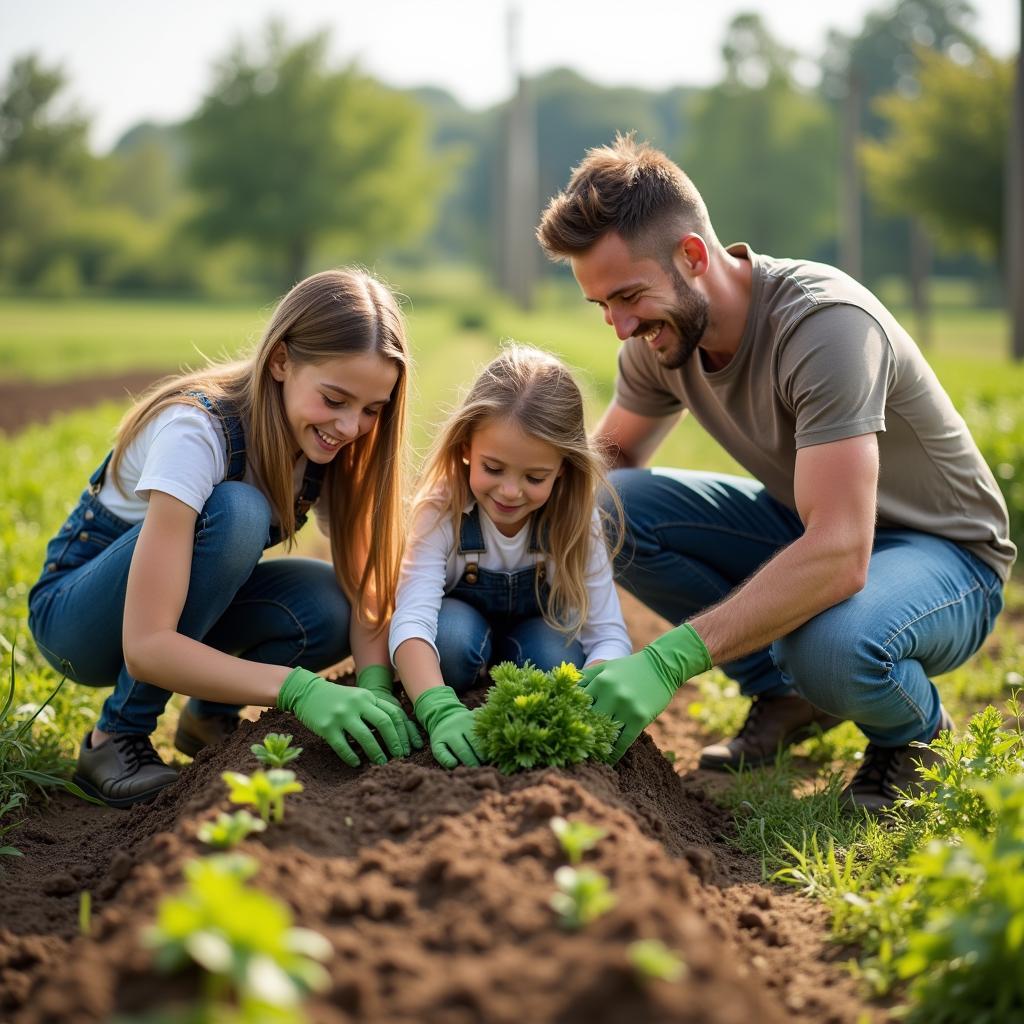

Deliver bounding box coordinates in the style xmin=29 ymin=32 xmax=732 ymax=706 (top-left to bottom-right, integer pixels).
xmin=113 ymin=733 xmax=164 ymax=774
xmin=849 ymin=742 xmax=905 ymax=799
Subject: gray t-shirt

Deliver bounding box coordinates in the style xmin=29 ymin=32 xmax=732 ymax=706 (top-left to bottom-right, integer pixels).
xmin=615 ymin=243 xmax=1015 ymax=582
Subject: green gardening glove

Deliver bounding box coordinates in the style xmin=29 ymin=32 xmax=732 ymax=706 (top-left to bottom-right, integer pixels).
xmin=413 ymin=685 xmax=483 ymax=770
xmin=277 ymin=667 xmax=409 ymax=767
xmin=579 ymin=623 xmax=712 ymax=763
xmin=356 ymin=664 xmax=424 ymax=752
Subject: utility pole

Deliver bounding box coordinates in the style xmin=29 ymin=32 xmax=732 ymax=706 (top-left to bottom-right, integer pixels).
xmin=1010 ymin=0 xmax=1024 ymax=360
xmin=497 ymin=3 xmax=538 ymax=309
xmin=839 ymin=66 xmax=863 ymax=282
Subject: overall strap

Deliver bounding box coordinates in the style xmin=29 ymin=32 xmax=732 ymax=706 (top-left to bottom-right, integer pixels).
xmin=88 ymin=451 xmax=114 ymax=494
xmin=267 ymin=459 xmax=328 ymax=546
xmin=457 ymin=503 xmax=487 ymax=554
xmin=182 ymin=390 xmax=247 ymax=481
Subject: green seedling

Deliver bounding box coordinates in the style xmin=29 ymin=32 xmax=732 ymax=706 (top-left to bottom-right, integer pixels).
xmin=473 ymin=661 xmax=618 ymax=773
xmin=222 ymin=769 xmax=303 ymax=824
xmin=549 ymin=816 xmax=606 ymax=865
xmin=251 ymin=732 xmax=302 ymax=769
xmin=145 ymin=854 xmax=330 ymax=1015
xmin=198 ymin=809 xmax=268 ymax=849
xmin=78 ymin=890 xmax=92 ymax=937
xmin=628 ymin=939 xmax=687 ymax=982
xmin=549 ymin=865 xmax=616 ymax=929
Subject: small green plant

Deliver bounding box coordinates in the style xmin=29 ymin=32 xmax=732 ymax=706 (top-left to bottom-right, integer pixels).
xmin=79 ymin=890 xmax=91 ymax=937
xmin=222 ymin=770 xmax=303 ymax=824
xmin=145 ymin=854 xmax=330 ymax=1018
xmin=198 ymin=810 xmax=269 ymax=849
xmin=549 ymin=816 xmax=606 ymax=865
xmin=473 ymin=661 xmax=618 ymax=773
xmin=628 ymin=939 xmax=687 ymax=982
xmin=251 ymin=733 xmax=302 ymax=769
xmin=549 ymin=865 xmax=616 ymax=929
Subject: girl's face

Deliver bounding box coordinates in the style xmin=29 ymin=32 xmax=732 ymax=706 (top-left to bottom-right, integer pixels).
xmin=464 ymin=416 xmax=564 ymax=537
xmin=270 ymin=347 xmax=399 ymax=463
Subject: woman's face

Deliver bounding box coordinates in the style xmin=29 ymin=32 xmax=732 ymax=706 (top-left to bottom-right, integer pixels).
xmin=270 ymin=346 xmax=400 ymax=462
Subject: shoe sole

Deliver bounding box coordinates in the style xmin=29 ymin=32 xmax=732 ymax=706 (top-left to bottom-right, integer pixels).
xmin=71 ymin=771 xmax=175 ymax=810
xmin=698 ymin=716 xmax=845 ymax=772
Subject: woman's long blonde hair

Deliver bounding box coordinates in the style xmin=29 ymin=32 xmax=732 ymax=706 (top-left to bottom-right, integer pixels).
xmin=414 ymin=343 xmax=622 ymax=638
xmin=112 ymin=268 xmax=409 ymax=627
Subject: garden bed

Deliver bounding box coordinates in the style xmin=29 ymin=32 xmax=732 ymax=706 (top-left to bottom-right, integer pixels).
xmin=0 ymin=594 xmax=879 ymax=1024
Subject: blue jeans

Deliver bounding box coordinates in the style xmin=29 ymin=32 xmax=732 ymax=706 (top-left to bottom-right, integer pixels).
xmin=435 ymin=598 xmax=585 ymax=694
xmin=611 ymin=467 xmax=1006 ymax=746
xmin=28 ymin=482 xmax=350 ymax=735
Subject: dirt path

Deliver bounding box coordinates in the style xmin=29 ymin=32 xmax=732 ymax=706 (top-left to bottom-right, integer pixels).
xmin=0 ymin=371 xmax=168 ymax=434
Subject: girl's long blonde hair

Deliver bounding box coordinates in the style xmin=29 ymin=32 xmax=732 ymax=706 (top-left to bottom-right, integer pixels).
xmin=112 ymin=268 xmax=409 ymax=628
xmin=415 ymin=343 xmax=622 ymax=638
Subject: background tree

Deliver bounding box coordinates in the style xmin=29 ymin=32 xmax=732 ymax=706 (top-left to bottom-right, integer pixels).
xmin=682 ymin=14 xmax=838 ymax=259
xmin=862 ymin=46 xmax=1011 ymax=260
xmin=186 ymin=23 xmax=447 ymax=290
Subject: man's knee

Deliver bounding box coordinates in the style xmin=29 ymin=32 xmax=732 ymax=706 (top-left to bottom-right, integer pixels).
xmin=772 ymin=607 xmax=888 ymax=719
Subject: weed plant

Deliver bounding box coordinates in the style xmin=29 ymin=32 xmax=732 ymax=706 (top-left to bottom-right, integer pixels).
xmin=549 ymin=816 xmax=606 ymax=865
xmin=473 ymin=661 xmax=618 ymax=773
xmin=197 ymin=810 xmax=268 ymax=850
xmin=628 ymin=939 xmax=686 ymax=983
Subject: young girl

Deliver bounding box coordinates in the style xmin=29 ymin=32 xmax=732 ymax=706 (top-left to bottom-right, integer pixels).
xmin=389 ymin=344 xmax=632 ymax=768
xmin=28 ymin=269 xmax=422 ymax=808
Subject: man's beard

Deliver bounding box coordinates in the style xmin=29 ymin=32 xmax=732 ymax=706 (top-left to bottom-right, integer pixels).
xmin=637 ymin=267 xmax=710 ymax=370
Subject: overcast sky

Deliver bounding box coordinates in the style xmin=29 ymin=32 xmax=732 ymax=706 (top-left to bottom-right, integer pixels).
xmin=1 ymin=0 xmax=1018 ymax=151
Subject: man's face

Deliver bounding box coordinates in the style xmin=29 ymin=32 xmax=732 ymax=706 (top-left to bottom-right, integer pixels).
xmin=570 ymin=231 xmax=709 ymax=370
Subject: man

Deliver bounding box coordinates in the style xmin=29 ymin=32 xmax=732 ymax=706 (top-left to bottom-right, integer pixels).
xmin=536 ymin=135 xmax=1014 ymax=812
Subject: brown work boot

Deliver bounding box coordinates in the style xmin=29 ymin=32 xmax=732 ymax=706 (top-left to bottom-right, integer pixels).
xmin=698 ymin=693 xmax=844 ymax=770
xmin=173 ymin=704 xmax=240 ymax=757
xmin=841 ymin=707 xmax=955 ymax=815
xmin=72 ymin=731 xmax=178 ymax=808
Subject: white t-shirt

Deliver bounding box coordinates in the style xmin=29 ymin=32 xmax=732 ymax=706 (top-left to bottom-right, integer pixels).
xmin=389 ymin=499 xmax=633 ymax=666
xmin=97 ymin=403 xmax=318 ymax=528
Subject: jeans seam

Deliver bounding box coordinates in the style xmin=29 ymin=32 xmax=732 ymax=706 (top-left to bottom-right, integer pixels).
xmin=881 ymin=580 xmax=983 ymax=648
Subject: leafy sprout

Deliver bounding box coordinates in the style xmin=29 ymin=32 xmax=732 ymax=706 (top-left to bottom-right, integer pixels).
xmin=252 ymin=733 xmax=302 ymax=769
xmin=222 ymin=770 xmax=303 ymax=824
xmin=628 ymin=939 xmax=687 ymax=983
xmin=549 ymin=816 xmax=606 ymax=865
xmin=145 ymin=854 xmax=331 ymax=1015
xmin=198 ymin=810 xmax=269 ymax=849
xmin=549 ymin=865 xmax=616 ymax=929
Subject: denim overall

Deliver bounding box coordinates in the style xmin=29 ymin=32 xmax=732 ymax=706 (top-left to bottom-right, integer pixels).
xmin=27 ymin=393 xmax=348 ymax=735
xmin=435 ymin=504 xmax=584 ymax=692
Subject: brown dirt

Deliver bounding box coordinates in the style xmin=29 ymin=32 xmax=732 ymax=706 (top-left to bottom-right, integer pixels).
xmin=1 ymin=377 xmax=884 ymax=1022
xmin=0 ymin=371 xmax=170 ymax=434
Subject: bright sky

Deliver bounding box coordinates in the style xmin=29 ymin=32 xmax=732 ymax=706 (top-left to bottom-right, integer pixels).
xmin=0 ymin=0 xmax=1018 ymax=151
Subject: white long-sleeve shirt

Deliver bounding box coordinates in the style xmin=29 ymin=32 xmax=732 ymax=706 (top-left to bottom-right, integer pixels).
xmin=389 ymin=499 xmax=633 ymax=666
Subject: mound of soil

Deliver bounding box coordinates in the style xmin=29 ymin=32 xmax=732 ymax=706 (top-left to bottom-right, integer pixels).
xmin=0 ymin=597 xmax=880 ymax=1024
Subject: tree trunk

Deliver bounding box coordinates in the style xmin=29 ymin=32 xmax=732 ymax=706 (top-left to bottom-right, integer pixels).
xmin=909 ymin=219 xmax=931 ymax=349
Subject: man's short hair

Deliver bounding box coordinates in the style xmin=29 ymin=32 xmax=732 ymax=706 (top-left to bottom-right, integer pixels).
xmin=536 ymin=134 xmax=714 ymax=264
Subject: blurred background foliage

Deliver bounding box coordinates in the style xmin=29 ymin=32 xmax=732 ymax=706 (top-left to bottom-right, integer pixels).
xmin=0 ymin=0 xmax=1015 ymax=310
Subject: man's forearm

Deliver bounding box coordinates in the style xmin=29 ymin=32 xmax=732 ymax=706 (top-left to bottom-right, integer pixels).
xmin=690 ymin=532 xmax=867 ymax=667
